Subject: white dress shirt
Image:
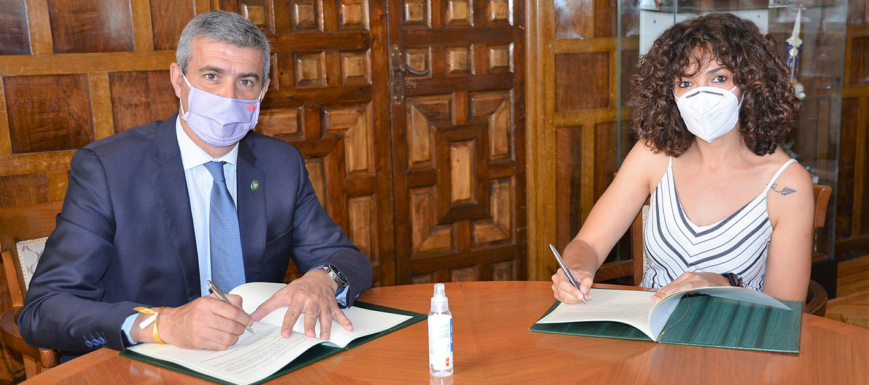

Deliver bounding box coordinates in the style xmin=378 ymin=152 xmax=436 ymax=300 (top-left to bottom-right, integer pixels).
xmin=175 ymin=116 xmax=240 ymax=297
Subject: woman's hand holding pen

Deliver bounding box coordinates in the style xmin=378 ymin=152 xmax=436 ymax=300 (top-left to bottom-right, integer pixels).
xmin=552 ymin=267 xmax=595 ymax=304
xmin=550 ymin=240 xmax=601 ymax=304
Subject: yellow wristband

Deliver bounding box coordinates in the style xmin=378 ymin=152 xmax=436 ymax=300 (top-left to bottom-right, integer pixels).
xmin=134 ymin=307 xmax=165 ymax=344
xmin=152 ymin=308 xmax=165 ymax=345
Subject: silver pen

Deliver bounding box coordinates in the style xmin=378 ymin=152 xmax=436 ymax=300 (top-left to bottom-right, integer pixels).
xmin=549 ymin=244 xmax=588 ymax=304
xmin=207 ymin=280 xmax=255 ymax=333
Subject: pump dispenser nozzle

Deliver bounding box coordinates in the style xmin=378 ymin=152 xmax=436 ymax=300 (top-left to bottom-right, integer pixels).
xmin=431 ymin=283 xmax=449 ymax=313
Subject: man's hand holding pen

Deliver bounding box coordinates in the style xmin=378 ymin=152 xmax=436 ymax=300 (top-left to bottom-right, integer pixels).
xmin=208 ymin=280 xmax=255 ymax=334
xmin=129 ymin=271 xmax=347 ymax=350
xmin=130 ymin=294 xmax=253 ymax=350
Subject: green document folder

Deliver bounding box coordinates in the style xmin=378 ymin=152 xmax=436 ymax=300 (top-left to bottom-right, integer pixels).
xmin=530 ymin=294 xmax=803 ymax=353
xmin=121 ymin=302 xmax=426 ymax=385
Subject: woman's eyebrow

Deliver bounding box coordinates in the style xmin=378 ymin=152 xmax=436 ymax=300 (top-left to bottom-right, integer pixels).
xmin=706 ymin=66 xmax=727 ymax=75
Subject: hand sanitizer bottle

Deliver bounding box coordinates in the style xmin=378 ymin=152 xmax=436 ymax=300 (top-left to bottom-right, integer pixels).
xmin=428 ymin=283 xmax=453 ymax=377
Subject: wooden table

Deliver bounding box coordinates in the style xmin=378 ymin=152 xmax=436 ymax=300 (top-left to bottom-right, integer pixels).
xmin=22 ymin=282 xmax=869 ymax=384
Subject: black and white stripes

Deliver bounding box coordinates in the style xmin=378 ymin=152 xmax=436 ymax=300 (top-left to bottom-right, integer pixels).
xmin=639 ymin=158 xmax=796 ymax=291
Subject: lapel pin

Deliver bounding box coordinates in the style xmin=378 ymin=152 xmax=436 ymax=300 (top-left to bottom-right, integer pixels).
xmin=251 ymin=180 xmax=260 ymax=191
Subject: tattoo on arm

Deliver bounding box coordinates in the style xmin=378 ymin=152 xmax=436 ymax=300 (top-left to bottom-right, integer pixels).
xmin=770 ymin=183 xmax=796 ymax=196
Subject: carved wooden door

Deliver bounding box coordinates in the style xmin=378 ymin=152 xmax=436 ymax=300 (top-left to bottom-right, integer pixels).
xmin=386 ymin=0 xmax=526 ymax=283
xmin=228 ymin=0 xmax=397 ymax=286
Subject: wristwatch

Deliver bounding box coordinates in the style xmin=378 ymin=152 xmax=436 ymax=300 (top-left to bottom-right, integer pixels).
xmin=318 ymin=264 xmax=348 ymax=290
xmin=721 ymin=272 xmax=745 ymax=288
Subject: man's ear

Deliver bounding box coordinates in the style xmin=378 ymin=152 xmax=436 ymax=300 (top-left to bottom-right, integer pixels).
xmin=169 ymin=63 xmax=183 ymax=99
xmin=260 ymin=78 xmax=271 ymax=101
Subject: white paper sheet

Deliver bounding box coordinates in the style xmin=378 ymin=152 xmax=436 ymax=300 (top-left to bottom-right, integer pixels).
xmin=536 ymin=288 xmax=658 ymax=340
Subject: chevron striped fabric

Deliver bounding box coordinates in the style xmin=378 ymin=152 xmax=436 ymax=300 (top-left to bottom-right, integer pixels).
xmin=639 ymin=157 xmax=797 ymax=291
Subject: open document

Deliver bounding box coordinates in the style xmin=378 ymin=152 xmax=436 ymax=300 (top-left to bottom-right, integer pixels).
xmin=531 ymin=286 xmax=803 ymax=353
xmin=125 ymin=282 xmax=425 ymax=385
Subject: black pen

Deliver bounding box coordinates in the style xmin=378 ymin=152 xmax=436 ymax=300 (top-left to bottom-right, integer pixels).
xmin=207 ymin=280 xmax=255 ymax=333
xmin=549 ymin=244 xmax=588 ymax=304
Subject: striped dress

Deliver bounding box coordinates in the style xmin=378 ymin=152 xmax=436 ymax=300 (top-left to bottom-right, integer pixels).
xmin=639 ymin=157 xmax=797 ymax=291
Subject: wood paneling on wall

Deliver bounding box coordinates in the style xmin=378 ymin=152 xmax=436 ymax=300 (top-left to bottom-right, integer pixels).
xmin=0 ymin=0 xmax=31 ymax=55
xmin=48 ymin=0 xmax=137 ymax=54
xmin=109 ymin=70 xmax=178 ymax=132
xmin=5 ymin=74 xmax=95 ymax=153
xmin=840 ymin=4 xmax=869 ymax=260
xmin=150 ymin=0 xmax=197 ymax=50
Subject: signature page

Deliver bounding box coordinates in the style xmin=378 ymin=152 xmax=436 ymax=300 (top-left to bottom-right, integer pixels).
xmin=535 ymin=288 xmax=658 ymax=340
xmin=129 ymin=323 xmax=327 ymax=385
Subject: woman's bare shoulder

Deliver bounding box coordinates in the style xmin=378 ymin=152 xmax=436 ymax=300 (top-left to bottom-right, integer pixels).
xmin=623 ymin=141 xmax=670 ymax=169
xmin=766 ymin=150 xmax=812 ymax=190
xmin=619 ymin=141 xmax=671 ymax=193
xmin=765 ymin=151 xmax=814 ymax=221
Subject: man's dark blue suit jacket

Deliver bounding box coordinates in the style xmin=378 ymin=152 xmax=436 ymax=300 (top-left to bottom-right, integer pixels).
xmin=17 ymin=115 xmax=372 ymax=355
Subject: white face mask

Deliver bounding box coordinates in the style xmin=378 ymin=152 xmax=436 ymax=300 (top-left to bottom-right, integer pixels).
xmin=674 ymin=85 xmax=742 ymax=143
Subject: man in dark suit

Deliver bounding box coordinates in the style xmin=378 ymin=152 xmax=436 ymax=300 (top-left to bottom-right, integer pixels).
xmin=18 ymin=11 xmax=372 ymax=356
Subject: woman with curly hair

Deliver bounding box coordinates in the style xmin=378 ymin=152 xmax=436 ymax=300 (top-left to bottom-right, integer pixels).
xmin=552 ymin=13 xmax=813 ymax=304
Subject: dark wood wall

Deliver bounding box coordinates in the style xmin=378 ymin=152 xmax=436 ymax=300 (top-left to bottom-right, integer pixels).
xmin=838 ymin=3 xmax=869 ymax=261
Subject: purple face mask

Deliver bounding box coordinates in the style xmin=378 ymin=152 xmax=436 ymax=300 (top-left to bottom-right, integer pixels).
xmin=179 ymin=74 xmax=264 ymax=147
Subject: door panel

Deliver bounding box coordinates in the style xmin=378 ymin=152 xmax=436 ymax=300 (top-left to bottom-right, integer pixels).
xmin=387 ymin=0 xmax=525 ymax=284
xmin=234 ymin=0 xmax=396 ymax=287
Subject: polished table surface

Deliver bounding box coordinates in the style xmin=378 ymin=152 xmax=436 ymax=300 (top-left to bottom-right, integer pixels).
xmin=22 ymin=281 xmax=869 ymax=384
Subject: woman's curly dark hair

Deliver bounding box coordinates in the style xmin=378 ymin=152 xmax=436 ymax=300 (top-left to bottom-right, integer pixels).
xmin=628 ymin=13 xmax=801 ymax=156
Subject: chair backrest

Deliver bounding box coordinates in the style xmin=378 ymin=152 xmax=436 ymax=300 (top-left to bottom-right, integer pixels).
xmin=0 ymin=202 xmax=64 ymax=307
xmin=812 ymin=185 xmax=832 ymax=228
xmin=599 ymin=184 xmax=831 ymax=315
xmin=594 ymin=199 xmax=648 ymax=286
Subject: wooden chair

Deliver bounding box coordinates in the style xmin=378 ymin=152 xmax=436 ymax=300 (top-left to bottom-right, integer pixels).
xmin=0 ymin=201 xmax=64 ymax=379
xmin=597 ymin=185 xmax=831 ymax=316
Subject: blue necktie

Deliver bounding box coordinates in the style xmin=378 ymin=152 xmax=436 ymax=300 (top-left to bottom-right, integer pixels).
xmin=204 ymin=161 xmax=245 ymax=291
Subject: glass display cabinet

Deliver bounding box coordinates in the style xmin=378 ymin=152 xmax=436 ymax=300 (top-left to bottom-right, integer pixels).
xmin=616 ymin=0 xmax=847 ymax=296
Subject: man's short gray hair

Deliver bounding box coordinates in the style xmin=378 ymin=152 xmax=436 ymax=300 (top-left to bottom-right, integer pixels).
xmin=176 ymin=11 xmax=271 ymax=82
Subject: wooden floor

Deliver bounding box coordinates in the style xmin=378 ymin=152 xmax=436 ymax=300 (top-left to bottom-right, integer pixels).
xmin=825 ymin=255 xmax=869 ymax=329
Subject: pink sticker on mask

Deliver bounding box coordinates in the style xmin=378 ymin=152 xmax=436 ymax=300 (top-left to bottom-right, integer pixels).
xmin=247 ymin=104 xmax=256 ymax=112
